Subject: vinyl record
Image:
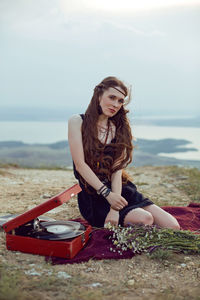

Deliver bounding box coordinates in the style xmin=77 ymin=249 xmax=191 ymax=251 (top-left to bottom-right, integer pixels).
xmin=0 ymin=214 xmax=56 ymax=231
xmin=0 ymin=214 xmax=19 ymax=231
xmin=34 ymin=220 xmax=86 ymax=240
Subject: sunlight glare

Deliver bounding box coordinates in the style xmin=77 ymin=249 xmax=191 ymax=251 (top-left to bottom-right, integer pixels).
xmin=89 ymin=0 xmax=200 ymax=12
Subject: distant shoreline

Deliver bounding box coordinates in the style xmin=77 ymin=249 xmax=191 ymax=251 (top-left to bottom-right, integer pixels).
xmin=0 ymin=138 xmax=200 ymax=169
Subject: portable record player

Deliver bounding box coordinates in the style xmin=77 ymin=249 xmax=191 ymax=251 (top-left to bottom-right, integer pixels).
xmin=2 ymin=184 xmax=92 ymax=259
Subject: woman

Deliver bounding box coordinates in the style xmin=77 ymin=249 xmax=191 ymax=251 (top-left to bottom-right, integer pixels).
xmin=68 ymin=76 xmax=180 ymax=229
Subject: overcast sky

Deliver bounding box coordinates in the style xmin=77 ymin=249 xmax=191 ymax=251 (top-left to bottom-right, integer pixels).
xmin=0 ymin=0 xmax=200 ymax=117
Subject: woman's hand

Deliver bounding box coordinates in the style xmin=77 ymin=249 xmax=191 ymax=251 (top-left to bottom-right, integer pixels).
xmin=106 ymin=191 xmax=128 ymax=211
xmin=104 ymin=208 xmax=119 ymax=227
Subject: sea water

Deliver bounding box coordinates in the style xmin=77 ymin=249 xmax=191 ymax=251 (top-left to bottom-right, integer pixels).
xmin=0 ymin=121 xmax=200 ymax=161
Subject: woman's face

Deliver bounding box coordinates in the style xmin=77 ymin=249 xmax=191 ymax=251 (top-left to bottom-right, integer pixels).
xmin=99 ymin=86 xmax=125 ymax=117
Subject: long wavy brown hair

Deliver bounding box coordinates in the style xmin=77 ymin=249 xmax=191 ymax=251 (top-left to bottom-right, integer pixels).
xmin=81 ymin=76 xmax=133 ymax=191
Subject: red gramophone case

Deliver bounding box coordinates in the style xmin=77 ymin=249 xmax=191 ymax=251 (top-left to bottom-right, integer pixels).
xmin=3 ymin=184 xmax=92 ymax=259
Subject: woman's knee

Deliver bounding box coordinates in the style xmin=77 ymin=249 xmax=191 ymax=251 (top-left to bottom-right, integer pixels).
xmin=167 ymin=219 xmax=180 ymax=230
xmin=124 ymin=209 xmax=154 ymax=226
xmin=143 ymin=205 xmax=181 ymax=230
xmin=141 ymin=211 xmax=154 ymax=225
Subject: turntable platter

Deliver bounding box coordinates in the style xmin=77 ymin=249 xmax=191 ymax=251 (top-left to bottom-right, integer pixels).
xmin=45 ymin=224 xmax=71 ymax=234
xmin=35 ymin=220 xmax=86 ymax=240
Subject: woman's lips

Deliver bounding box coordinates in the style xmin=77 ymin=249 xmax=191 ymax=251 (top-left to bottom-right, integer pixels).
xmin=109 ymin=108 xmax=116 ymax=113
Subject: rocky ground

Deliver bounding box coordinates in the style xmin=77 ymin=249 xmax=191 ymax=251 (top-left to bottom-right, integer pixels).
xmin=0 ymin=165 xmax=200 ymax=300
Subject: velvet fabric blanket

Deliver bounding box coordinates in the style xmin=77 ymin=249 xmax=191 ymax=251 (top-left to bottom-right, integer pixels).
xmin=46 ymin=203 xmax=200 ymax=265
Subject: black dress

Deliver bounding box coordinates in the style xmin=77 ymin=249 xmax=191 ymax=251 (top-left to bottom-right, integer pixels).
xmin=73 ymin=115 xmax=154 ymax=228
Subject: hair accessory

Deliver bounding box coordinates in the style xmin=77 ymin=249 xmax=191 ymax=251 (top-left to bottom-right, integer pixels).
xmin=111 ymin=86 xmax=126 ymax=97
xmin=95 ymin=84 xmax=126 ymax=97
xmin=95 ymin=84 xmax=105 ymax=91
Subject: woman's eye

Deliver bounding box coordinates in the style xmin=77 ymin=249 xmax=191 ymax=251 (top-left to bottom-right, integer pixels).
xmin=109 ymin=95 xmax=124 ymax=104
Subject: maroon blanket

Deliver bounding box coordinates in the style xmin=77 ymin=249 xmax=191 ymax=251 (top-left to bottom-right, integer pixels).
xmin=46 ymin=203 xmax=200 ymax=265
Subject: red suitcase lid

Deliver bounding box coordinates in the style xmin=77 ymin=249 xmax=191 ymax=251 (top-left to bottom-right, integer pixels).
xmin=3 ymin=184 xmax=81 ymax=233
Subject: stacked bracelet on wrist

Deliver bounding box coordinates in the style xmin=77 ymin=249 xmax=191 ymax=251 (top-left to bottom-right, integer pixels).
xmin=97 ymin=184 xmax=111 ymax=198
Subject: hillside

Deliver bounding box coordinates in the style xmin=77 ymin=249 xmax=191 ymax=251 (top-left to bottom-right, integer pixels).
xmin=0 ymin=165 xmax=200 ymax=300
xmin=0 ymin=138 xmax=199 ymax=169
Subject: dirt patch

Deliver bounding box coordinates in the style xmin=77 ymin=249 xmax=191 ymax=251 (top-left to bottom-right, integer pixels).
xmin=0 ymin=166 xmax=200 ymax=300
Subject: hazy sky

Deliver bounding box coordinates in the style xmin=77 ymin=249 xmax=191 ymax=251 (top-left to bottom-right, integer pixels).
xmin=1 ymin=0 xmax=200 ymax=116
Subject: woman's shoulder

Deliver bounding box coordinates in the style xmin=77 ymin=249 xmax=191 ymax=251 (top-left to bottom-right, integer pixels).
xmin=68 ymin=115 xmax=84 ymax=133
xmin=68 ymin=114 xmax=83 ymax=124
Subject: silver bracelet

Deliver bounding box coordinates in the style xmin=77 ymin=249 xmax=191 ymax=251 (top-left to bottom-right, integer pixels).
xmin=101 ymin=187 xmax=111 ymax=198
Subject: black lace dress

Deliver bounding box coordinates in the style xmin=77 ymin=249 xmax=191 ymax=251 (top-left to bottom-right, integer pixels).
xmin=73 ymin=115 xmax=154 ymax=228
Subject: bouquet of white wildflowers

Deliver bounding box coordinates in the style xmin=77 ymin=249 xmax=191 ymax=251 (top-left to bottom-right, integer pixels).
xmin=105 ymin=223 xmax=200 ymax=255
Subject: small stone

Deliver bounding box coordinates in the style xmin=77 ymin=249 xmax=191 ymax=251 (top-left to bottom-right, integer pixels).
xmin=41 ymin=193 xmax=52 ymax=199
xmin=161 ymin=183 xmax=174 ymax=189
xmin=88 ymin=283 xmax=102 ymax=288
xmin=127 ymin=279 xmax=135 ymax=286
xmin=57 ymin=271 xmax=71 ymax=279
xmin=25 ymin=268 xmax=42 ymax=276
xmin=85 ymin=267 xmax=95 ymax=272
xmin=128 ymin=265 xmax=133 ymax=269
xmin=177 ymin=176 xmax=188 ymax=180
xmin=184 ymin=256 xmax=191 ymax=262
xmin=180 ymin=263 xmax=187 ymax=268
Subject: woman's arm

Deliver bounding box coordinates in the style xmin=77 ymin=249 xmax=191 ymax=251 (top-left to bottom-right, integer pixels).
xmin=111 ymin=169 xmax=122 ymax=195
xmin=68 ymin=115 xmax=128 ymax=210
xmin=104 ymin=170 xmax=122 ymax=226
xmin=68 ymin=115 xmax=105 ymax=191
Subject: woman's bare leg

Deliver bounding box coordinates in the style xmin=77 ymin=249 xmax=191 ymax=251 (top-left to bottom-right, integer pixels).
xmin=123 ymin=208 xmax=154 ymax=226
xmin=143 ymin=204 xmax=180 ymax=230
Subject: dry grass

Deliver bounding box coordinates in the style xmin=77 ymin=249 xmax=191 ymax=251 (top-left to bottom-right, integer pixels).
xmin=0 ymin=165 xmax=200 ymax=300
xmin=166 ymin=166 xmax=200 ymax=202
